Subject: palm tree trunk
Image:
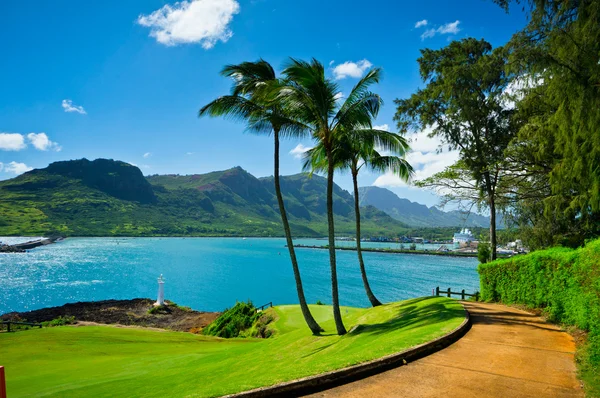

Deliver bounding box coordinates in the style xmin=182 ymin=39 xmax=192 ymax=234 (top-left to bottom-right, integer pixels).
xmin=352 ymin=170 xmax=382 ymax=307
xmin=274 ymin=130 xmax=323 ymax=335
xmin=326 ymin=148 xmax=347 ymax=335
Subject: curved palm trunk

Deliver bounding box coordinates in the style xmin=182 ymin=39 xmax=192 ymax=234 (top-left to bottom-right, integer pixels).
xmin=326 ymin=148 xmax=347 ymax=335
xmin=274 ymin=131 xmax=323 ymax=335
xmin=352 ymin=170 xmax=382 ymax=307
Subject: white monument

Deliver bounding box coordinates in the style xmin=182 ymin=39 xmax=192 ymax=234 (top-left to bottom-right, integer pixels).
xmin=154 ymin=274 xmax=165 ymax=306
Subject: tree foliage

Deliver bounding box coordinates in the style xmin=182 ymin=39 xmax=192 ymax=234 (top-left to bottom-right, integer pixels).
xmin=395 ymin=38 xmax=517 ymax=260
xmin=495 ymin=0 xmax=600 ymax=247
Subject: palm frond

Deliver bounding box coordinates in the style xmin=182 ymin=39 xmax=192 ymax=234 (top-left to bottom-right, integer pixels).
xmin=221 ymin=59 xmax=276 ymax=96
xmin=337 ymin=68 xmax=383 ymax=117
xmin=198 ymin=95 xmax=263 ymax=122
xmin=368 ymin=154 xmax=414 ymax=181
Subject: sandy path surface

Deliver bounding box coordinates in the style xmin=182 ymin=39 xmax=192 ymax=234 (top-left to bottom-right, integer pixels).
xmin=307 ymin=302 xmax=583 ymax=398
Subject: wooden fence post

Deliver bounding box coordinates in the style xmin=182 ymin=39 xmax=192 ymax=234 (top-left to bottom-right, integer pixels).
xmin=447 ymin=288 xmax=451 ymax=298
xmin=461 ymin=289 xmax=465 ymax=300
xmin=435 ymin=287 xmax=440 ymax=296
xmin=0 ymin=366 xmax=7 ymax=398
xmin=475 ymin=292 xmax=480 ymax=302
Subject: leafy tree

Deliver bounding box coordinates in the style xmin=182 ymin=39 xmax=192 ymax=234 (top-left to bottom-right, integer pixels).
xmin=492 ymin=0 xmax=600 ymax=247
xmin=199 ymin=60 xmax=324 ymax=335
xmin=303 ymin=125 xmax=413 ymax=307
xmin=395 ymin=39 xmax=517 ymax=261
xmin=280 ymin=59 xmax=384 ymax=334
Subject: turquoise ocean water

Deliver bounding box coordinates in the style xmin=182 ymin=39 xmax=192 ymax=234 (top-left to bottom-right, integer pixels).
xmin=0 ymin=237 xmax=479 ymax=314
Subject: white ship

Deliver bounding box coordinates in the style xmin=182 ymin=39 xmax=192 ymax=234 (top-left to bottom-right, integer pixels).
xmin=453 ymin=228 xmax=475 ymax=245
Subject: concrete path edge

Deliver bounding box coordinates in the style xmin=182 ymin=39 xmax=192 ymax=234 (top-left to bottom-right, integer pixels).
xmin=224 ymin=303 xmax=472 ymax=398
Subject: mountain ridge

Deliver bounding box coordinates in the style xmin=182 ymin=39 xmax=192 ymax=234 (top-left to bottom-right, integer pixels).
xmin=0 ymin=158 xmax=407 ymax=237
xmin=358 ymin=186 xmax=493 ymax=228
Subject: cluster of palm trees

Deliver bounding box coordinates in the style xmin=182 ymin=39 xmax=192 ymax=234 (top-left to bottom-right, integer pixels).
xmin=200 ymin=58 xmax=413 ymax=336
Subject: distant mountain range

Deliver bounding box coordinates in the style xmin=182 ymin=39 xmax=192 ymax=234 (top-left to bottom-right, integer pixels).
xmin=358 ymin=186 xmax=493 ymax=228
xmin=0 ymin=159 xmax=405 ymax=237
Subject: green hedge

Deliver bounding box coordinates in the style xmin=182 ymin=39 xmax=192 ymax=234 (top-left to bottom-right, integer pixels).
xmin=478 ymin=239 xmax=600 ymax=371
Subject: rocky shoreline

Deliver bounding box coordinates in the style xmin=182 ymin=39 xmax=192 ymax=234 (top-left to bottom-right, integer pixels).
xmin=0 ymin=245 xmax=26 ymax=253
xmin=1 ymin=298 xmax=220 ymax=333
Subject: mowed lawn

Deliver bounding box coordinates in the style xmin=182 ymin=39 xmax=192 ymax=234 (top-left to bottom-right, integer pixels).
xmin=1 ymin=297 xmax=465 ymax=397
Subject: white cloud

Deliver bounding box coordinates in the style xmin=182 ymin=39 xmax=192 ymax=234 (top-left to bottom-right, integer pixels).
xmin=127 ymin=161 xmax=138 ymax=167
xmin=334 ymin=92 xmax=344 ymax=101
xmin=438 ymin=20 xmax=461 ymax=34
xmin=137 ymin=0 xmax=240 ymax=48
xmin=373 ymin=124 xmax=389 ymax=131
xmin=186 ymin=152 xmax=194 ymax=155
xmin=143 ymin=152 xmax=152 ymax=158
xmin=421 ymin=20 xmax=461 ymax=40
xmin=332 ymin=59 xmax=372 ymax=80
xmin=5 ymin=161 xmax=33 ymax=175
xmin=373 ymin=128 xmax=459 ymax=188
xmin=289 ymin=143 xmax=312 ymax=159
xmin=421 ymin=29 xmax=436 ymax=40
xmin=27 ymin=133 xmax=61 ymax=152
xmin=415 ymin=19 xmax=428 ymax=28
xmin=0 ymin=162 xmax=3 ymax=172
xmin=62 ymin=99 xmax=87 ymax=114
xmin=0 ymin=133 xmax=27 ymax=151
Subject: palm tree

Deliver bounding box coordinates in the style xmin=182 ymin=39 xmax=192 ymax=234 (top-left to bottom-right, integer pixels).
xmin=198 ymin=60 xmax=324 ymax=335
xmin=280 ymin=58 xmax=384 ymax=335
xmin=304 ymin=128 xmax=413 ymax=307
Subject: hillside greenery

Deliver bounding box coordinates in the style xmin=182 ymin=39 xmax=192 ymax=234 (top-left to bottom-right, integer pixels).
xmin=479 ymin=239 xmax=600 ymax=396
xmin=0 ymin=297 xmax=464 ymax=397
xmin=0 ymin=159 xmax=412 ymax=238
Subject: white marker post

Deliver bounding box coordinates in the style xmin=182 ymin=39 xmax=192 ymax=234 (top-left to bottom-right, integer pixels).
xmin=154 ymin=274 xmax=165 ymax=307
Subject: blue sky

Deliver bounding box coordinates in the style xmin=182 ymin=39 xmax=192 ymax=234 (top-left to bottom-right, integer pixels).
xmin=0 ymin=0 xmax=525 ymax=206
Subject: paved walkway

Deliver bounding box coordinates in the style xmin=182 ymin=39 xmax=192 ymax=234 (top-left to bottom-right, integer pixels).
xmin=308 ymin=302 xmax=583 ymax=398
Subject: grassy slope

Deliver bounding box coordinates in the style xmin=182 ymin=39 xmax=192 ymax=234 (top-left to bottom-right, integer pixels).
xmin=1 ymin=297 xmax=464 ymax=397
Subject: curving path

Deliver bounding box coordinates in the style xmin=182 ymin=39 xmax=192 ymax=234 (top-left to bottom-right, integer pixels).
xmin=308 ymin=302 xmax=583 ymax=398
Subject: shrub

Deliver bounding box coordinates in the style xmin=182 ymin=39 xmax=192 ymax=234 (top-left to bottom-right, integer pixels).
xmin=316 ymin=300 xmax=324 ymax=305
xmin=147 ymin=306 xmax=170 ymax=315
xmin=477 ymin=240 xmax=490 ymax=264
xmin=203 ymin=301 xmax=260 ymax=338
xmin=478 ymin=239 xmax=600 ymax=373
xmin=42 ymin=316 xmax=76 ymax=327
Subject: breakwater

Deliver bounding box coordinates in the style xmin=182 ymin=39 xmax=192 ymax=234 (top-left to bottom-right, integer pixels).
xmin=293 ymin=244 xmax=480 ymax=258
xmin=1 ymin=237 xmax=62 ymax=253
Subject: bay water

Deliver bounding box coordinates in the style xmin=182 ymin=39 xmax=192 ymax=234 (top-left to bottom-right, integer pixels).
xmin=0 ymin=237 xmax=479 ymax=314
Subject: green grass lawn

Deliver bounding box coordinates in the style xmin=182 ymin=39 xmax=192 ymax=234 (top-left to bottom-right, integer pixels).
xmin=0 ymin=297 xmax=464 ymax=397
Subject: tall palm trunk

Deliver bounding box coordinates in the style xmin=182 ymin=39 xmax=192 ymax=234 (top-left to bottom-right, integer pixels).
xmin=352 ymin=169 xmax=382 ymax=307
xmin=326 ymin=147 xmax=347 ymax=335
xmin=274 ymin=130 xmax=323 ymax=335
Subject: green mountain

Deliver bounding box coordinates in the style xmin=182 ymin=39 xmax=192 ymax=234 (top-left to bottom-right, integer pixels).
xmin=358 ymin=186 xmax=493 ymax=228
xmin=0 ymin=159 xmax=408 ymax=237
